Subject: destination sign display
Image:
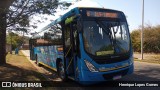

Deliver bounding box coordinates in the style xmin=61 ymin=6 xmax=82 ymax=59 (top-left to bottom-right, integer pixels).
xmin=86 ymin=11 xmax=118 ymax=18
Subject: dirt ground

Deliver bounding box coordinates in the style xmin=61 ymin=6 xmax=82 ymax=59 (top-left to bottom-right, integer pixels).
xmin=134 ymin=53 xmax=160 ymax=64
xmin=0 ymin=51 xmax=46 ymax=81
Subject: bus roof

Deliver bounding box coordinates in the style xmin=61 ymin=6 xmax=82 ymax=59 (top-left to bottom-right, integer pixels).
xmin=32 ymin=7 xmax=123 ymax=39
xmin=41 ymin=7 xmax=122 ymax=31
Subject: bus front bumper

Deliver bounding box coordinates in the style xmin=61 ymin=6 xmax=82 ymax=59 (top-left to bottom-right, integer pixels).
xmin=79 ymin=64 xmax=134 ymax=84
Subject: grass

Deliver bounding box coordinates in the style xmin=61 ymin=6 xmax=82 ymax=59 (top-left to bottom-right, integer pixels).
xmin=134 ymin=53 xmax=160 ymax=64
xmin=0 ymin=51 xmax=46 ymax=81
xmin=0 ymin=51 xmax=58 ymax=90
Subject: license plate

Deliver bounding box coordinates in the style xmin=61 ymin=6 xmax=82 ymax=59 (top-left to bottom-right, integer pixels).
xmin=113 ymin=75 xmax=122 ymax=80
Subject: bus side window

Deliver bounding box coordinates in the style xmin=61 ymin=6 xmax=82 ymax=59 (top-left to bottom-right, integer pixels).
xmin=66 ymin=38 xmax=70 ymax=46
xmin=73 ymin=23 xmax=81 ymax=57
xmin=64 ymin=26 xmax=71 ymax=49
xmin=73 ymin=24 xmax=78 ymax=51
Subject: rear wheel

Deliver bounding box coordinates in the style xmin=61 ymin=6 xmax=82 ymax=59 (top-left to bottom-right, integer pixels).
xmin=57 ymin=61 xmax=67 ymax=81
xmin=35 ymin=54 xmax=38 ymax=64
xmin=35 ymin=54 xmax=41 ymax=67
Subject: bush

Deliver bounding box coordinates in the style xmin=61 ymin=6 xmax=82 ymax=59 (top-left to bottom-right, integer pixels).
xmin=131 ymin=25 xmax=160 ymax=53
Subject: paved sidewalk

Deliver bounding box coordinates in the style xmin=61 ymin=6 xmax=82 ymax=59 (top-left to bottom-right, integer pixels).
xmin=21 ymin=50 xmax=30 ymax=57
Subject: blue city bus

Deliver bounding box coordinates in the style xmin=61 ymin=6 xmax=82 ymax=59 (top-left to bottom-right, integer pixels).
xmin=29 ymin=7 xmax=134 ymax=84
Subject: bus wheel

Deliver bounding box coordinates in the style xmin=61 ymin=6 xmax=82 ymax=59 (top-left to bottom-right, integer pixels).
xmin=58 ymin=61 xmax=67 ymax=81
xmin=35 ymin=54 xmax=38 ymax=64
xmin=35 ymin=55 xmax=41 ymax=67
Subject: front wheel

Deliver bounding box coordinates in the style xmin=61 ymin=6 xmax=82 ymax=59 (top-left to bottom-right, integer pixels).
xmin=57 ymin=61 xmax=67 ymax=81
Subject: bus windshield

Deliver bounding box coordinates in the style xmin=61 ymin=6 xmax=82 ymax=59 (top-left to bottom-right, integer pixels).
xmin=83 ymin=20 xmax=130 ymax=56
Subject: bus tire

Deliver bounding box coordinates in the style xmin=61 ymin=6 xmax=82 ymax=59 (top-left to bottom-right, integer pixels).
xmin=35 ymin=54 xmax=41 ymax=67
xmin=57 ymin=59 xmax=68 ymax=81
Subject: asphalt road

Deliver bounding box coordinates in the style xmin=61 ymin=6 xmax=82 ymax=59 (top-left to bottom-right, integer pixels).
xmin=122 ymin=61 xmax=160 ymax=81
xmin=22 ymin=50 xmax=160 ymax=90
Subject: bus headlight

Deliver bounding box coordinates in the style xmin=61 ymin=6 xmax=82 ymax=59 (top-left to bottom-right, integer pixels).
xmin=84 ymin=60 xmax=99 ymax=72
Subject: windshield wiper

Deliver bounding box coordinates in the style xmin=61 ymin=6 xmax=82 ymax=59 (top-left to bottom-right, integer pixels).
xmin=95 ymin=19 xmax=114 ymax=45
xmin=95 ymin=19 xmax=123 ymax=54
xmin=110 ymin=21 xmax=126 ymax=54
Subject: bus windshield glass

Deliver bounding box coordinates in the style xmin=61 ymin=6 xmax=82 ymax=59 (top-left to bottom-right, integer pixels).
xmin=83 ymin=19 xmax=130 ymax=56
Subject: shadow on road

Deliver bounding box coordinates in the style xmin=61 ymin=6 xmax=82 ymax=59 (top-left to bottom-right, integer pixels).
xmin=44 ymin=67 xmax=160 ymax=90
xmin=0 ymin=63 xmax=45 ymax=81
xmin=1 ymin=63 xmax=160 ymax=90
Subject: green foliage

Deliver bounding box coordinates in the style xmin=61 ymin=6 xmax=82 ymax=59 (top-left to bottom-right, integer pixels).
xmin=6 ymin=32 xmax=28 ymax=50
xmin=7 ymin=0 xmax=71 ymax=32
xmin=131 ymin=30 xmax=141 ymax=52
xmin=131 ymin=25 xmax=160 ymax=53
xmin=0 ymin=0 xmax=71 ymax=64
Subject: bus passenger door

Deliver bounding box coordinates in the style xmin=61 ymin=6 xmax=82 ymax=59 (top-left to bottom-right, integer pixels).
xmin=64 ymin=23 xmax=78 ymax=78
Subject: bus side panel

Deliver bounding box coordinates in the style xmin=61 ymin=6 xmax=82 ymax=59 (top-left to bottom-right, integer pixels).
xmin=36 ymin=45 xmax=64 ymax=70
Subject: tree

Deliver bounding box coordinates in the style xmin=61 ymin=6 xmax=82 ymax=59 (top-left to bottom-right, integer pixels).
xmin=143 ymin=25 xmax=160 ymax=53
xmin=0 ymin=0 xmax=15 ymax=65
xmin=130 ymin=30 xmax=141 ymax=52
xmin=0 ymin=0 xmax=71 ymax=65
xmin=131 ymin=25 xmax=160 ymax=53
xmin=7 ymin=0 xmax=71 ymax=29
xmin=6 ymin=32 xmax=25 ymax=50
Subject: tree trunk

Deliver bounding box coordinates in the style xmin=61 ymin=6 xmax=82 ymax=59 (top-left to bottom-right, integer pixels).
xmin=0 ymin=0 xmax=15 ymax=65
xmin=0 ymin=9 xmax=7 ymax=65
